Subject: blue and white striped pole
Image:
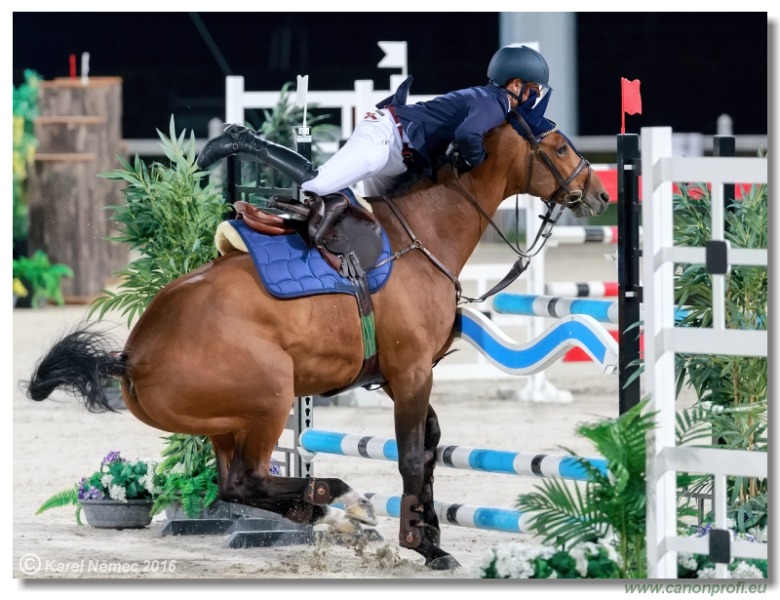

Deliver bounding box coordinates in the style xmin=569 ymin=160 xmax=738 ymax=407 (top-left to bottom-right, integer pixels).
xmin=493 ymin=293 xmax=619 ymax=324
xmin=365 ymin=493 xmax=526 ymax=534
xmin=298 ymin=429 xmax=607 ymax=481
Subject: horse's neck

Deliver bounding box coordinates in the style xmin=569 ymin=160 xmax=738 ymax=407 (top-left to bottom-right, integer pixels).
xmin=384 ymin=172 xmax=509 ymax=276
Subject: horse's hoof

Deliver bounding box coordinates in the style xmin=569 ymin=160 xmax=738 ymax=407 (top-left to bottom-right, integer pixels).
xmin=345 ymin=495 xmax=378 ymax=526
xmin=427 ymin=555 xmax=461 ymax=571
xmin=328 ymin=519 xmax=362 ymax=535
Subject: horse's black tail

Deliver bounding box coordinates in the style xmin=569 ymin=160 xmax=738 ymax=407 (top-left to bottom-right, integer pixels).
xmin=26 ymin=327 xmax=128 ymax=413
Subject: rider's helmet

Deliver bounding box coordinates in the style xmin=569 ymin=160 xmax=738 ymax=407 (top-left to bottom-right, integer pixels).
xmin=487 ymin=45 xmax=550 ymax=88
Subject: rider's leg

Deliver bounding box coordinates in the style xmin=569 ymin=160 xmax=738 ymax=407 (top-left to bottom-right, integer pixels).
xmin=302 ymin=110 xmax=406 ymax=197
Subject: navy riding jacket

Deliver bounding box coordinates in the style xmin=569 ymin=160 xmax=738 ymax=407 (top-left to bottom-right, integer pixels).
xmin=381 ymin=76 xmax=511 ymax=170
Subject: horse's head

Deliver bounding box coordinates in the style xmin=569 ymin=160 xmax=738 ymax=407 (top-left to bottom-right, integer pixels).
xmin=499 ymin=115 xmax=610 ymax=218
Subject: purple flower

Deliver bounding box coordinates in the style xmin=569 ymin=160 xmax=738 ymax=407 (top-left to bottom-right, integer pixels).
xmin=101 ymin=451 xmax=122 ymax=466
xmin=77 ymin=478 xmax=106 ymax=500
xmin=270 ymin=463 xmax=282 ymax=476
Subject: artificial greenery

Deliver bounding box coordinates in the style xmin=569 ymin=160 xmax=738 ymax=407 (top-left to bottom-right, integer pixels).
xmin=88 ymin=116 xmax=229 ymax=326
xmin=672 ymin=181 xmax=768 ymax=532
xmin=12 ymin=249 xmax=74 ymax=307
xmin=254 ymin=81 xmax=339 ymax=160
xmin=151 ymin=434 xmax=219 ymax=519
xmin=515 ymin=401 xmax=653 ymax=578
xmin=13 ymin=69 xmax=41 ymax=244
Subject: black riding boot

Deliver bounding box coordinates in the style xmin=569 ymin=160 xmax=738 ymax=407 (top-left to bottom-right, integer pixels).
xmin=197 ymin=124 xmax=319 ymax=184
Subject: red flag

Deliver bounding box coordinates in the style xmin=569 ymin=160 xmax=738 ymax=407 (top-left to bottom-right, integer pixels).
xmin=622 ymin=78 xmax=642 ymax=115
xmin=621 ymin=78 xmax=642 ymax=134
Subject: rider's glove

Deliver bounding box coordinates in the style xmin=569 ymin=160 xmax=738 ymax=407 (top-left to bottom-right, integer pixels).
xmin=446 ymin=142 xmax=475 ymax=175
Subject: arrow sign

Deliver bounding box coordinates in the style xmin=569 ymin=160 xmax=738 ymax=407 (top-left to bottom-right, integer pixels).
xmin=377 ymin=41 xmax=407 ymax=75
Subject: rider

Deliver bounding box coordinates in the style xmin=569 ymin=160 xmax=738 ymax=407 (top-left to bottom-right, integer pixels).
xmin=198 ymin=45 xmax=549 ymax=188
xmin=197 ymin=45 xmax=551 ymax=241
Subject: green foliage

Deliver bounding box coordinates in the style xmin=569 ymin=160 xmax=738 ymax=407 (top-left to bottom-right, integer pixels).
xmin=35 ymin=485 xmax=83 ymax=526
xmin=151 ymin=434 xmax=219 ymax=519
xmin=673 ymin=181 xmax=768 ymax=531
xmin=254 ymin=81 xmax=339 ymax=158
xmin=516 ymin=401 xmax=654 ymax=578
xmin=13 ymin=69 xmax=41 ymax=242
xmin=12 ymin=249 xmax=74 ymax=307
xmin=88 ymin=116 xmax=229 ymax=326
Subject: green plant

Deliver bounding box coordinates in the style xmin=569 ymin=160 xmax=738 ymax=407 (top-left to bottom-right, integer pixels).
xmin=151 ymin=434 xmax=219 ymax=519
xmin=255 ymin=81 xmax=339 ymax=160
xmin=515 ymin=401 xmax=654 ymax=578
xmin=673 ymin=181 xmax=768 ymax=532
xmin=37 ymin=451 xmax=161 ymax=525
xmin=13 ymin=69 xmax=41 ymax=244
xmin=12 ymin=249 xmax=73 ymax=307
xmin=88 ymin=116 xmax=229 ymax=326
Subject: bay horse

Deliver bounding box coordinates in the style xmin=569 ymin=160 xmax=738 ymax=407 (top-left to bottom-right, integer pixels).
xmin=27 ymin=118 xmax=609 ymax=569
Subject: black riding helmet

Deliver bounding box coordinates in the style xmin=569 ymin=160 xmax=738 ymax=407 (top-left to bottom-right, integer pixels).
xmin=487 ymin=45 xmax=550 ymax=87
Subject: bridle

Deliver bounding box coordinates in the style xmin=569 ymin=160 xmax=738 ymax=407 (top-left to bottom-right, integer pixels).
xmin=511 ymin=110 xmax=593 ymax=212
xmin=375 ymin=112 xmax=595 ymax=305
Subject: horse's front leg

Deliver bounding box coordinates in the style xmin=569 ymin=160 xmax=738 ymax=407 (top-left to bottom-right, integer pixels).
xmin=392 ymin=368 xmax=460 ymax=570
xmin=421 ymin=405 xmax=442 ymax=547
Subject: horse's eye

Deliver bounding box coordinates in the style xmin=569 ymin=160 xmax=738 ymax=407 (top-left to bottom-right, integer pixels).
xmin=555 ymin=145 xmax=568 ymax=158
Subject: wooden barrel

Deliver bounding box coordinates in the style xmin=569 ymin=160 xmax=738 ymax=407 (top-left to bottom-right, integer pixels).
xmin=27 ymin=77 xmax=128 ymax=302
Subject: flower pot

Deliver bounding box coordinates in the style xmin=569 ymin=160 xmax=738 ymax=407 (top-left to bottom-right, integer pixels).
xmin=80 ymin=498 xmax=154 ymax=529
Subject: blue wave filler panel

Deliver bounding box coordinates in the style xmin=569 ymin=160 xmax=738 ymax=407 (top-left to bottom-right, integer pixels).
xmin=454 ymin=310 xmax=608 ymax=370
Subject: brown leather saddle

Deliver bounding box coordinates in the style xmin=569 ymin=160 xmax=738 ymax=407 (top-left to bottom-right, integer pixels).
xmin=234 ymin=194 xmax=384 ymax=277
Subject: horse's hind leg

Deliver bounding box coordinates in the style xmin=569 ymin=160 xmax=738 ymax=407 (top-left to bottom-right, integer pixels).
xmin=223 ymin=427 xmax=376 ymax=528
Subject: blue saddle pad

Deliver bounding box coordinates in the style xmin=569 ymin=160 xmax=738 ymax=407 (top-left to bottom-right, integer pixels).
xmin=230 ymin=210 xmax=394 ymax=300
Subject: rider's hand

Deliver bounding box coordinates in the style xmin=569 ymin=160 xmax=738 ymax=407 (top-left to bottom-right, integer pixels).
xmin=446 ymin=142 xmax=475 ymax=175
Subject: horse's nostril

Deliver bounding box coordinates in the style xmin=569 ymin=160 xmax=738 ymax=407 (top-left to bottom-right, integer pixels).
xmin=600 ymin=192 xmax=611 ymax=204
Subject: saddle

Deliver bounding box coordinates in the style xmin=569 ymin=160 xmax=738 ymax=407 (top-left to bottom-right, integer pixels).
xmin=234 ymin=193 xmax=384 ymax=278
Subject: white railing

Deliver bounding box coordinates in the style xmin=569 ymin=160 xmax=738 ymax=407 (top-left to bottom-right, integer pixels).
xmin=642 ymin=127 xmax=768 ymax=579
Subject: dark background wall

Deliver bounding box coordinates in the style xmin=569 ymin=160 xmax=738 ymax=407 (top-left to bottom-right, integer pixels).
xmin=13 ymin=12 xmax=768 ymax=138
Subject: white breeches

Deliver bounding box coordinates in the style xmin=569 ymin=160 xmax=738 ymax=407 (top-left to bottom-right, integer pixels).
xmin=301 ymin=109 xmax=407 ymax=197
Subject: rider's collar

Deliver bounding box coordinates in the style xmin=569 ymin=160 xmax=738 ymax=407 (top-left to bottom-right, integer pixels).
xmin=510 ymin=88 xmax=558 ymax=141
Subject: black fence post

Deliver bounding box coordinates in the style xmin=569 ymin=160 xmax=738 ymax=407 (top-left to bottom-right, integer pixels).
xmin=617 ymin=134 xmax=642 ymax=415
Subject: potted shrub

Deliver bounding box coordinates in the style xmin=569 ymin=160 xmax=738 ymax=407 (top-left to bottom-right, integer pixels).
xmin=12 ymin=249 xmax=73 ymax=308
xmin=37 ymin=451 xmax=162 ymax=529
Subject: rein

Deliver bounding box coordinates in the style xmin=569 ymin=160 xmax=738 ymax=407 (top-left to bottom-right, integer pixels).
xmin=374 ymin=112 xmax=593 ymax=305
